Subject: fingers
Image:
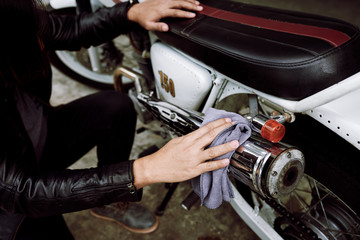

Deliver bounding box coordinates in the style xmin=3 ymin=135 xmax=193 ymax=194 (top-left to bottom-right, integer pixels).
xmin=202 ymin=140 xmax=239 ymax=160
xmin=128 ymin=0 xmax=204 ymax=32
xmin=199 ymin=158 xmax=230 ymax=173
xmin=169 ymin=0 xmax=203 ymax=12
xmin=188 ymin=118 xmax=232 ymax=138
xmin=190 ymin=118 xmax=233 ymax=150
xmin=195 ymin=140 xmax=239 ymax=175
xmin=147 ymin=22 xmax=169 ymax=32
xmin=153 ymin=0 xmax=203 ymax=32
xmin=164 ymin=9 xmax=197 ymax=19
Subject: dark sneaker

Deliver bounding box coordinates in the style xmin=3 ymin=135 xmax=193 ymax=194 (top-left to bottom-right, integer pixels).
xmin=90 ymin=202 xmax=159 ymax=234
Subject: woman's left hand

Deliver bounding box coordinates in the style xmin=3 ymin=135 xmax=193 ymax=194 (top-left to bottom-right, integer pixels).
xmin=133 ymin=118 xmax=239 ymax=189
xmin=127 ymin=0 xmax=203 ymax=32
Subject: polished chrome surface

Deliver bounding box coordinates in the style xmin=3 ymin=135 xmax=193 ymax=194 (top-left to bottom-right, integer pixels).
xmin=251 ymin=114 xmax=269 ymax=132
xmin=230 ymin=136 xmax=305 ymax=199
xmin=136 ymin=78 xmax=305 ymax=199
xmin=137 ymin=93 xmax=203 ymax=135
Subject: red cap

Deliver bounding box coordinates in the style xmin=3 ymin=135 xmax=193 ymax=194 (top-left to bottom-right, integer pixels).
xmin=261 ymin=119 xmax=285 ymax=143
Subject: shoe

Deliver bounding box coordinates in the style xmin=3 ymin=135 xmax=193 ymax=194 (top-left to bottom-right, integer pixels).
xmin=90 ymin=202 xmax=159 ymax=234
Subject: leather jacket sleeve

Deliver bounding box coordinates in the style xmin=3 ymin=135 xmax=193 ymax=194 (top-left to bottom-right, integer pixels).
xmin=0 ymin=158 xmax=142 ymax=217
xmin=44 ymin=2 xmax=137 ymax=51
xmin=0 ymin=96 xmax=142 ymax=218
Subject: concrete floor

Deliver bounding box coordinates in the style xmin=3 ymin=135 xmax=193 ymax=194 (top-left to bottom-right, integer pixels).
xmin=49 ymin=1 xmax=360 ymax=239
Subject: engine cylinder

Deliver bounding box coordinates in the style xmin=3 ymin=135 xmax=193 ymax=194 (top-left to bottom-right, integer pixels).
xmin=229 ymin=135 xmax=305 ymax=199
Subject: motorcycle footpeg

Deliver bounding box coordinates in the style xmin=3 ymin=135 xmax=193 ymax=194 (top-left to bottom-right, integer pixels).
xmin=181 ymin=191 xmax=199 ymax=211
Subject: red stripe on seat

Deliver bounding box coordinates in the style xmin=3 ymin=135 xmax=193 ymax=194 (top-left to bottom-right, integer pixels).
xmin=200 ymin=5 xmax=350 ymax=47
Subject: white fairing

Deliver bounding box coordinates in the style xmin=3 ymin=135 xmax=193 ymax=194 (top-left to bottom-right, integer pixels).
xmin=212 ymin=70 xmax=360 ymax=149
xmin=150 ymin=43 xmax=213 ymax=111
xmin=306 ymin=88 xmax=360 ymax=150
xmin=215 ymin=72 xmax=360 ymax=150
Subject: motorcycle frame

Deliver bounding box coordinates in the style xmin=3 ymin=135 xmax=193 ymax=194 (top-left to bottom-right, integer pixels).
xmin=175 ymin=47 xmax=360 ymax=151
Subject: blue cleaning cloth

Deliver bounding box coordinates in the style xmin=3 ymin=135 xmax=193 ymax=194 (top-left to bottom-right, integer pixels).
xmin=191 ymin=108 xmax=251 ymax=209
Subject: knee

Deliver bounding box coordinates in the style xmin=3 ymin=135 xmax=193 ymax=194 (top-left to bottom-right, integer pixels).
xmin=99 ymin=91 xmax=137 ymax=123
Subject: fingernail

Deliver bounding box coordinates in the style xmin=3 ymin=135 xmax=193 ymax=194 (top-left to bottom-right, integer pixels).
xmin=225 ymin=118 xmax=232 ymax=123
xmin=189 ymin=12 xmax=196 ymax=17
xmin=230 ymin=140 xmax=239 ymax=148
xmin=223 ymin=158 xmax=230 ymax=165
xmin=195 ymin=1 xmax=200 ymax=5
xmin=162 ymin=25 xmax=168 ymax=31
xmin=197 ymin=5 xmax=203 ymax=10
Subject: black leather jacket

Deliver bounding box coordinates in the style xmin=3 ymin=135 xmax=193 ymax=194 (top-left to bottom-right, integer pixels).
xmin=0 ymin=3 xmax=142 ymax=239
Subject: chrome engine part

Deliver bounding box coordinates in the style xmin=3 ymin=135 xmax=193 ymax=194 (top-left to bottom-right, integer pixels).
xmin=230 ymin=136 xmax=304 ymax=199
xmin=137 ymin=93 xmax=305 ymax=199
xmin=137 ymin=93 xmax=203 ymax=135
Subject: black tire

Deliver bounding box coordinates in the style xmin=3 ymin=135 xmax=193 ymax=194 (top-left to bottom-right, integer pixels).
xmin=48 ymin=48 xmax=115 ymax=89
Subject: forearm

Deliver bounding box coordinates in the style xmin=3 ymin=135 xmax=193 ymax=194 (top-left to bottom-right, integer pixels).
xmin=45 ymin=2 xmax=136 ymax=50
xmin=0 ymin=160 xmax=142 ymax=217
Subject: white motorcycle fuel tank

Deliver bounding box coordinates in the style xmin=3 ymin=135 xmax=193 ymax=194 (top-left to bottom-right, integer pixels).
xmin=150 ymin=43 xmax=213 ymax=111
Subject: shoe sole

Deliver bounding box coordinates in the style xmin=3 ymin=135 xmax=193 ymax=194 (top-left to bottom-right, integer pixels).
xmin=89 ymin=209 xmax=159 ymax=234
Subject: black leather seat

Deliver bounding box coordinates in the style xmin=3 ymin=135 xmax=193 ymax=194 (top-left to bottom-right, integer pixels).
xmin=155 ymin=0 xmax=360 ymax=100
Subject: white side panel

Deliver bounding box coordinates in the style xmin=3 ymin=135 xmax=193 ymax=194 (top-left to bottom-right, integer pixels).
xmin=263 ymin=71 xmax=360 ymax=113
xmin=150 ymin=43 xmax=213 ymax=111
xmin=306 ymin=88 xmax=360 ymax=150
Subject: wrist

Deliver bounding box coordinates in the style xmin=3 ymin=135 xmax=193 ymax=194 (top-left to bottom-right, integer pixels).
xmin=126 ymin=0 xmax=139 ymax=22
xmin=133 ymin=156 xmax=154 ymax=189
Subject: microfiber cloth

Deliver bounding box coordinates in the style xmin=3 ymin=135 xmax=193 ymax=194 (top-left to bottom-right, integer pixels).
xmin=191 ymin=108 xmax=251 ymax=209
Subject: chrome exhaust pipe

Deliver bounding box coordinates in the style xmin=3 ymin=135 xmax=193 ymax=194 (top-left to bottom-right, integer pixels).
xmin=113 ymin=67 xmax=305 ymax=199
xmin=230 ymin=136 xmax=304 ymax=199
xmin=137 ymin=93 xmax=305 ymax=199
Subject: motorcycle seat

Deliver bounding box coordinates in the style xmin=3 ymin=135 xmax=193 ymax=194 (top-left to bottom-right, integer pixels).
xmin=155 ymin=0 xmax=360 ymax=101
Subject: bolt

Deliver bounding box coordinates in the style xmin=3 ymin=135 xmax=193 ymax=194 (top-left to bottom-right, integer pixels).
xmin=170 ymin=113 xmax=176 ymax=119
xmin=272 ymin=171 xmax=278 ymax=176
xmin=271 ymin=111 xmax=279 ymax=116
xmin=287 ymin=152 xmax=292 ymax=158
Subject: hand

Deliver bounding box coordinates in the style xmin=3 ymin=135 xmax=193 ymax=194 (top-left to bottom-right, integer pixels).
xmin=133 ymin=118 xmax=239 ymax=189
xmin=127 ymin=0 xmax=203 ymax=32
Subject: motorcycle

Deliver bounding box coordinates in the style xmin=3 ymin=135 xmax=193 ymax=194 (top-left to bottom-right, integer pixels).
xmin=50 ymin=0 xmax=360 ymax=239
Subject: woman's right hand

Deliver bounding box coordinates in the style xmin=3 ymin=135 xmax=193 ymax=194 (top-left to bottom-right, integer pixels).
xmin=133 ymin=118 xmax=239 ymax=189
xmin=127 ymin=0 xmax=203 ymax=32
